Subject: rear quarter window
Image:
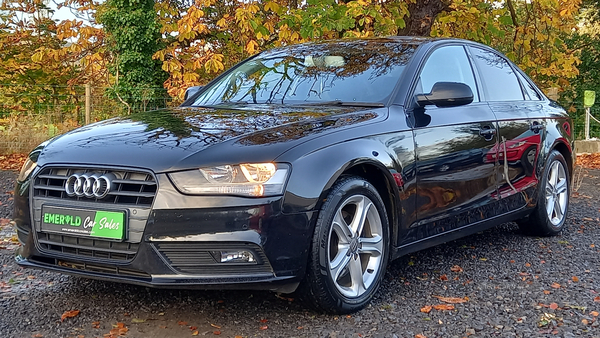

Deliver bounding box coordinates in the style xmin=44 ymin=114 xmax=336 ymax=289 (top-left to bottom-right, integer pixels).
xmin=469 ymin=47 xmax=524 ymax=101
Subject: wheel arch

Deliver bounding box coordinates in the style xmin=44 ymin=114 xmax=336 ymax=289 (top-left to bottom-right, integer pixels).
xmin=317 ymin=159 xmax=401 ymax=248
xmin=550 ymin=139 xmax=573 ymax=179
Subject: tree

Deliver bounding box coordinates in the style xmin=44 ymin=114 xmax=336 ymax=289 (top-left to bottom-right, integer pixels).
xmin=98 ymin=0 xmax=168 ymax=111
xmin=432 ymin=0 xmax=581 ymax=94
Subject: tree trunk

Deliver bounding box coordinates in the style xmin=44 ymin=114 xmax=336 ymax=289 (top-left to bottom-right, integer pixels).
xmin=398 ymin=0 xmax=450 ymax=36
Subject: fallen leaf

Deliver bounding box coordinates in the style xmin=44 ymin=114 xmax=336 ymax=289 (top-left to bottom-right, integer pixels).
xmin=259 ymin=319 xmax=268 ymax=323
xmin=131 ymin=318 xmax=146 ymax=323
xmin=31 ymin=334 xmax=43 ymax=338
xmin=259 ymin=325 xmax=268 ymax=330
xmin=416 ymin=334 xmax=427 ymax=338
xmin=595 ymin=296 xmax=600 ymax=302
xmin=213 ymin=331 xmax=221 ymax=335
xmin=234 ymin=336 xmax=243 ymax=338
xmin=190 ymin=326 xmax=198 ymax=331
xmin=509 ymin=260 xmax=515 ymax=263
xmin=297 ymin=326 xmax=303 ymax=329
xmin=432 ymin=295 xmax=468 ymax=304
xmin=572 ymin=276 xmax=579 ymax=282
xmin=549 ymin=303 xmax=559 ymax=310
xmin=551 ymin=283 xmax=561 ymax=289
xmin=61 ymin=310 xmax=80 ymax=322
xmin=591 ymin=311 xmax=599 ymax=317
xmin=192 ymin=331 xmax=199 ymax=336
xmin=450 ymin=265 xmax=463 ymax=272
xmin=178 ymin=321 xmax=189 ymax=326
xmin=274 ymin=294 xmax=294 ymax=302
xmin=582 ymin=319 xmax=589 ymax=325
xmin=525 ymin=263 xmax=531 ymax=267
xmin=439 ymin=274 xmax=448 ymax=281
xmin=92 ymin=321 xmax=100 ymax=329
xmin=432 ymin=304 xmax=455 ymax=311
xmin=543 ymin=290 xmax=551 ymax=295
xmin=420 ymin=305 xmax=432 ymax=313
xmin=210 ymin=324 xmax=221 ymax=329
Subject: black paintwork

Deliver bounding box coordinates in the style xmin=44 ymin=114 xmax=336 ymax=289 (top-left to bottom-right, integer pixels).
xmin=14 ymin=37 xmax=574 ymax=292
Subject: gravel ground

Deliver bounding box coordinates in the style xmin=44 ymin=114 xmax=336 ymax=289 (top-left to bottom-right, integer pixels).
xmin=0 ymin=169 xmax=599 ymax=338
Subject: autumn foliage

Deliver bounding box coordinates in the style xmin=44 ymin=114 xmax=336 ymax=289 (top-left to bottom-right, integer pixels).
xmin=0 ymin=0 xmax=593 ymax=155
xmin=0 ymin=0 xmax=585 ymax=103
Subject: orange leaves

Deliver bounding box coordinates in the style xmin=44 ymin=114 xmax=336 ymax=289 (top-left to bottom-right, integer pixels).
xmin=60 ymin=310 xmax=80 ymax=322
xmin=0 ymin=154 xmax=28 ymax=171
xmin=577 ymin=154 xmax=600 ymax=169
xmin=420 ymin=295 xmax=466 ymax=314
xmin=432 ymin=295 xmax=468 ymax=304
xmin=450 ymin=265 xmax=463 ymax=273
xmin=549 ymin=303 xmax=559 ymax=310
xmin=415 ymin=334 xmax=427 ymax=338
xmin=106 ymin=322 xmax=128 ymax=337
xmin=551 ymin=282 xmax=561 ymax=289
xmin=572 ymin=276 xmax=579 ymax=283
xmin=432 ymin=304 xmax=455 ymax=311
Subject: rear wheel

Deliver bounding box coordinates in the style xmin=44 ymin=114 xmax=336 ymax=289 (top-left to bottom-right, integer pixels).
xmin=299 ymin=176 xmax=390 ymax=314
xmin=518 ymin=150 xmax=570 ymax=236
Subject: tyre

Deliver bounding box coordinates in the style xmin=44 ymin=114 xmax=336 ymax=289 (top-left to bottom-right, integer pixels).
xmin=518 ymin=150 xmax=570 ymax=236
xmin=299 ymin=176 xmax=390 ymax=314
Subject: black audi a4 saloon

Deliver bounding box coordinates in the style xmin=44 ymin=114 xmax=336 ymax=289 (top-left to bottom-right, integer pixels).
xmin=14 ymin=37 xmax=574 ymax=313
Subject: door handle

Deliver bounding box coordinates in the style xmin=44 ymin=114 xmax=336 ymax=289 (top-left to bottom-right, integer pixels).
xmin=478 ymin=128 xmax=496 ymax=140
xmin=530 ymin=123 xmax=544 ymax=133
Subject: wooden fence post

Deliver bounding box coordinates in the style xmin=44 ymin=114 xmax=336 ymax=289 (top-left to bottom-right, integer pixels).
xmin=85 ymin=83 xmax=91 ymax=125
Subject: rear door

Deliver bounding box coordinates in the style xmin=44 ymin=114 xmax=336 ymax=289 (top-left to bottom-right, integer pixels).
xmin=403 ymin=45 xmax=499 ymax=244
xmin=468 ymin=47 xmax=543 ymax=211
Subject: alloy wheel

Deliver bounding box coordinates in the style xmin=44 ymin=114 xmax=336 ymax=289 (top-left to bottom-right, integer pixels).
xmin=327 ymin=194 xmax=384 ymax=298
xmin=545 ymin=160 xmax=568 ymax=226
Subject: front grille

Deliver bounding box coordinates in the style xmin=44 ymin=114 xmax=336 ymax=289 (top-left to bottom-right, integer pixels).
xmin=37 ymin=232 xmax=139 ymax=261
xmin=33 ymin=167 xmax=157 ymax=207
xmin=31 ymin=166 xmax=155 ymax=262
xmin=154 ymin=242 xmax=274 ymax=276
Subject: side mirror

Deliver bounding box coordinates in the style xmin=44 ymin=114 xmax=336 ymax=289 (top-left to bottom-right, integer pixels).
xmin=184 ymin=86 xmax=204 ymax=101
xmin=415 ymin=82 xmax=473 ymax=108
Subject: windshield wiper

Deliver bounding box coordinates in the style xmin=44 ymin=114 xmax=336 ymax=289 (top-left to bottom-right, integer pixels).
xmin=295 ymin=100 xmax=385 ymax=108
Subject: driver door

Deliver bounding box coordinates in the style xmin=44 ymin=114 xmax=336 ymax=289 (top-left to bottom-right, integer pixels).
xmin=402 ymin=45 xmax=499 ymax=245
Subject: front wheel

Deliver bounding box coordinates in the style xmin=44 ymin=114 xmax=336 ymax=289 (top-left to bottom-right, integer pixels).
xmin=299 ymin=176 xmax=390 ymax=314
xmin=518 ymin=150 xmax=570 ymax=236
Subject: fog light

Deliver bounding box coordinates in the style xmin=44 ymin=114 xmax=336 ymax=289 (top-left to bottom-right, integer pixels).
xmin=219 ymin=250 xmax=256 ymax=263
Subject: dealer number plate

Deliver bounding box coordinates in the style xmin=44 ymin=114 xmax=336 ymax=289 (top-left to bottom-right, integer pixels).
xmin=41 ymin=206 xmax=126 ymax=240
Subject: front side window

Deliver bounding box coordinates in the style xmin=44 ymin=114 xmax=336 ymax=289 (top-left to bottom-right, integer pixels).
xmin=415 ymin=45 xmax=479 ymax=102
xmin=469 ymin=47 xmax=524 ymax=101
xmin=192 ymin=41 xmax=416 ymax=106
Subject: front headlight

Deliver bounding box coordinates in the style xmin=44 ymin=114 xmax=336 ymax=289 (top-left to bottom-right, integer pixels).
xmin=169 ymin=163 xmax=290 ymax=197
xmin=17 ymin=157 xmax=37 ymax=182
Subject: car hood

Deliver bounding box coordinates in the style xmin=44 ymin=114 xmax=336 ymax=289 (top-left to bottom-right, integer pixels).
xmin=37 ymin=105 xmax=382 ymax=172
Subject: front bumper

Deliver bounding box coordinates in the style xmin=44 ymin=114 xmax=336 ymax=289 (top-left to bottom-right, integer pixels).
xmin=14 ymin=169 xmax=315 ymax=293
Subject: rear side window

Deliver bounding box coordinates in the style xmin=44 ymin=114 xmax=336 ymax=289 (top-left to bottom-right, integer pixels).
xmin=469 ymin=47 xmax=524 ymax=101
xmin=516 ymin=71 xmax=543 ymax=100
xmin=415 ymin=45 xmax=479 ymax=102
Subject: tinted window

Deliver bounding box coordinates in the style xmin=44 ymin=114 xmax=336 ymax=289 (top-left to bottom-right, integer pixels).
xmin=193 ymin=41 xmax=416 ymax=106
xmin=470 ymin=47 xmax=524 ymax=101
xmin=415 ymin=45 xmax=478 ymax=102
xmin=516 ymin=71 xmax=542 ymax=100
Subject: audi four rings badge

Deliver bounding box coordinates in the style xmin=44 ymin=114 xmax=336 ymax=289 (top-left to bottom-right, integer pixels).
xmin=65 ymin=173 xmax=116 ymax=199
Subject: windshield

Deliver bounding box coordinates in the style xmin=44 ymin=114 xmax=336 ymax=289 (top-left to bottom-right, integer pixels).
xmin=192 ymin=40 xmax=416 ymax=106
